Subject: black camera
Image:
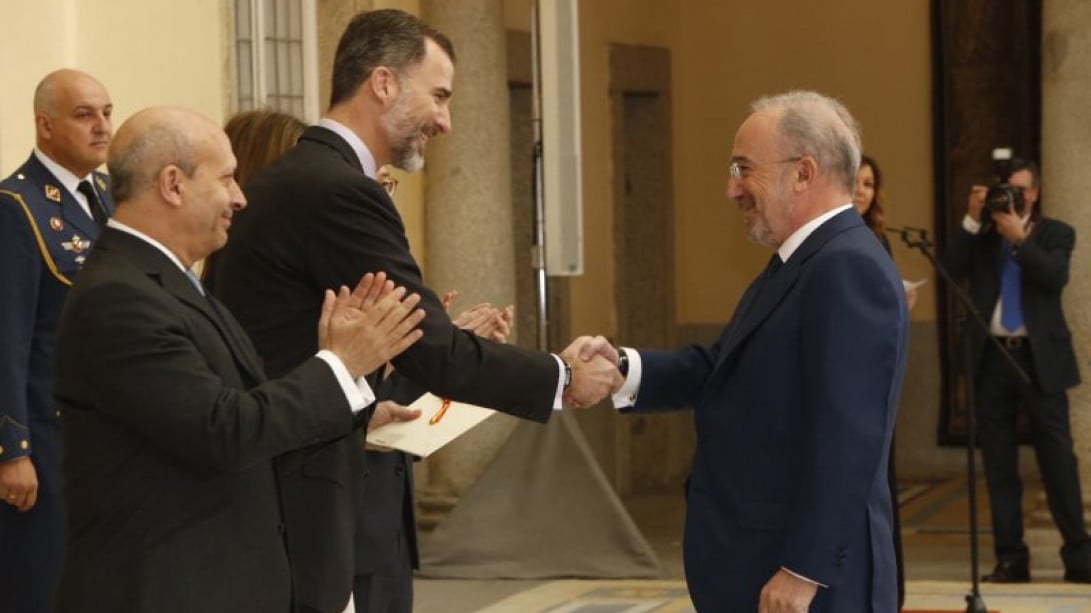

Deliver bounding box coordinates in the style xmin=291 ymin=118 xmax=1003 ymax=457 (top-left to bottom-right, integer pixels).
xmin=984 ymin=148 xmax=1025 ymax=217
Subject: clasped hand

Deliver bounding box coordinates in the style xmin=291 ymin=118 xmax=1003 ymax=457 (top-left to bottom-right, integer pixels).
xmin=561 ymin=335 xmax=624 ymax=409
xmin=318 ymin=272 xmax=427 ymax=378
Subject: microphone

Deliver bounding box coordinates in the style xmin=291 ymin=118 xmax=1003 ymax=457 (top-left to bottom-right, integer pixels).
xmin=884 ymin=225 xmax=932 ymax=248
xmin=884 ymin=225 xmax=929 ymax=235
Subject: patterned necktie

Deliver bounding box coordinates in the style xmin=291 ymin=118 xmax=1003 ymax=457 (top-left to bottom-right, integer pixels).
xmin=999 ymin=242 xmax=1024 ymax=332
xmin=77 ymin=180 xmax=108 ymax=226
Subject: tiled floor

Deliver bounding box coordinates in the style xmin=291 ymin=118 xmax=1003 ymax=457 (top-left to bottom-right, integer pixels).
xmin=413 ymin=478 xmax=1091 ymax=612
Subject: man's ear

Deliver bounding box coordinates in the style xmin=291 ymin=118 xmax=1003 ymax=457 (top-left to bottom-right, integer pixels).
xmin=370 ymin=67 xmax=399 ymax=105
xmin=35 ymin=113 xmax=52 ymax=140
xmin=158 ymin=165 xmax=185 ymax=206
xmin=794 ymin=156 xmax=817 ymax=192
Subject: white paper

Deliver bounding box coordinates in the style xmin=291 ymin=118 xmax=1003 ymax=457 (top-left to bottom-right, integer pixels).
xmin=365 ymin=393 xmax=496 ymax=457
xmin=902 ymin=278 xmax=928 ymax=291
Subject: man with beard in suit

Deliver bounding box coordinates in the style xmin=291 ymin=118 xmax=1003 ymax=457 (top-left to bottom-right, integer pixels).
xmin=211 ymin=9 xmax=620 ymax=613
xmin=577 ymin=91 xmax=909 ymax=612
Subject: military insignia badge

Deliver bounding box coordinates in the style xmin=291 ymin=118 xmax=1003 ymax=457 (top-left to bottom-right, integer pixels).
xmin=45 ymin=185 xmax=62 ymax=202
xmin=95 ymin=176 xmax=107 ymax=192
xmin=50 ymin=217 xmax=64 ymax=231
xmin=62 ymin=234 xmax=88 ymax=253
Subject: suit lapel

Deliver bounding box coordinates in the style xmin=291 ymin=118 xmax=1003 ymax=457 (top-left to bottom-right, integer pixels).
xmin=713 ymin=209 xmax=862 ymax=372
xmin=101 ymin=229 xmax=266 ymax=383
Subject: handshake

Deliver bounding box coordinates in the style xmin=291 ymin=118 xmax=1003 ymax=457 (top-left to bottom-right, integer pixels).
xmin=561 ymin=336 xmax=627 ymax=409
xmin=313 ymin=271 xmax=632 ymax=410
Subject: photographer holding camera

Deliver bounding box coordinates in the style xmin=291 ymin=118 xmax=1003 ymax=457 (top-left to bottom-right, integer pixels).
xmin=944 ymin=155 xmax=1091 ymax=583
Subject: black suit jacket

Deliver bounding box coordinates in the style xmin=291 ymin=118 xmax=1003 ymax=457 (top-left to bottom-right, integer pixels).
xmin=943 ymin=216 xmax=1079 ymax=393
xmin=212 ymin=125 xmax=559 ymax=611
xmin=356 ymin=375 xmax=425 ymax=578
xmin=52 ymin=228 xmax=355 ymax=613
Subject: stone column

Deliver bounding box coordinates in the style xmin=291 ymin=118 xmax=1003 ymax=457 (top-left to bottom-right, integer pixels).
xmin=1042 ymin=0 xmax=1091 ymax=494
xmin=417 ymin=0 xmax=520 ymax=508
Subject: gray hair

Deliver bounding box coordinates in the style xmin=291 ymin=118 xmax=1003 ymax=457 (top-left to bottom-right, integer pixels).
xmin=752 ymin=91 xmax=861 ymax=194
xmin=108 ymin=118 xmax=198 ymax=203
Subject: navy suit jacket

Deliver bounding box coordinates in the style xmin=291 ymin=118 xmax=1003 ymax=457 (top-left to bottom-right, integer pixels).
xmin=0 ymin=154 xmax=112 ymax=486
xmin=627 ymin=210 xmax=908 ymax=612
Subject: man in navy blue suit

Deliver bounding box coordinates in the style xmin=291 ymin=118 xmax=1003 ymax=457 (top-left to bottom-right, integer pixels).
xmin=580 ymin=91 xmax=908 ymax=612
xmin=0 ymin=69 xmax=113 ymax=613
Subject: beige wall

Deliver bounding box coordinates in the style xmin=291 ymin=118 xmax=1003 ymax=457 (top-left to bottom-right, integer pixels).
xmin=0 ymin=0 xmax=231 ymax=176
xmin=500 ymin=1 xmax=934 ymax=343
xmin=1 ymin=0 xmax=935 ymax=330
xmin=673 ymin=2 xmax=934 ymax=325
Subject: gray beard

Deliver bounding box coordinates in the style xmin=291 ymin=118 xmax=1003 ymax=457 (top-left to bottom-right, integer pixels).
xmin=390 ymin=137 xmax=424 ymax=173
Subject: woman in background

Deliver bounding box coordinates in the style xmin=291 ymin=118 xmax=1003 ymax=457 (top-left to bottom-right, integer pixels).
xmin=200 ymin=110 xmax=306 ymax=283
xmin=224 ymin=110 xmax=307 ymax=187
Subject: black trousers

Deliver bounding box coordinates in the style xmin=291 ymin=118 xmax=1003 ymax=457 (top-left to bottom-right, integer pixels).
xmin=975 ymin=341 xmax=1091 ymax=570
xmin=0 ymin=488 xmax=64 ymax=613
xmin=353 ymin=523 xmax=413 ymax=613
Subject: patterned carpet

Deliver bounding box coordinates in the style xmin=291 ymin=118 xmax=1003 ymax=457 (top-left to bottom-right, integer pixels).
xmin=476 ymin=579 xmax=1091 ymax=612
xmin=418 ymin=478 xmax=1091 ymax=612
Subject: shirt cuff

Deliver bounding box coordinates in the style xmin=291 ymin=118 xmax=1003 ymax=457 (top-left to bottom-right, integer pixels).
xmin=551 ymin=354 xmax=566 ymax=410
xmin=611 ymin=347 xmax=642 ymax=408
xmin=315 ymin=349 xmax=376 ymax=413
xmin=782 ymin=567 xmax=827 ymax=588
xmin=962 ymin=214 xmax=982 ymax=234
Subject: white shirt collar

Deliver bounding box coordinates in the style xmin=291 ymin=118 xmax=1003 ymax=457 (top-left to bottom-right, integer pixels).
xmin=33 ymin=148 xmax=95 ymax=198
xmin=317 ymin=118 xmax=378 ymax=179
xmin=776 ymin=203 xmax=854 ymax=264
xmin=106 ymin=218 xmax=188 ymax=273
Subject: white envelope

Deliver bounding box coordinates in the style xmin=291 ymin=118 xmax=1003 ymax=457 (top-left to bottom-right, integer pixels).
xmin=365 ymin=392 xmax=496 ymax=457
xmin=902 ymin=278 xmax=928 ymax=291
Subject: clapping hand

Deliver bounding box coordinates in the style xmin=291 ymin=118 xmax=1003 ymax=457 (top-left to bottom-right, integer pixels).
xmin=318 ymin=272 xmax=426 ymax=378
xmin=442 ymin=290 xmax=515 ymax=343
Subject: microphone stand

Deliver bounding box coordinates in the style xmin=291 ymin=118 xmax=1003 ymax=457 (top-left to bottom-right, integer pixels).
xmin=885 ymin=226 xmax=1030 ymax=613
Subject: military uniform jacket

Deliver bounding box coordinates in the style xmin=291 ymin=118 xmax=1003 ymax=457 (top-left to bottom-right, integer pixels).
xmin=0 ymin=153 xmax=112 ymax=490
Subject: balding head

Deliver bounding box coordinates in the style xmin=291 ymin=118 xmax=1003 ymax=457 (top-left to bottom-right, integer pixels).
xmin=108 ymin=107 xmax=210 ymax=203
xmin=751 ymin=91 xmax=861 ymax=195
xmin=109 ymin=107 xmax=246 ymax=267
xmin=34 ymin=69 xmax=113 ymax=176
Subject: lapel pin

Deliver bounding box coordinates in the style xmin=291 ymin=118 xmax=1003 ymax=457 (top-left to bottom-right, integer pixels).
xmin=95 ymin=176 xmax=107 ymax=192
xmin=50 ymin=217 xmax=64 ymax=231
xmin=45 ymin=185 xmax=62 ymax=202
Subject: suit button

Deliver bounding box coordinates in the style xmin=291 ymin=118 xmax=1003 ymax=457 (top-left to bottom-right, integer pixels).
xmin=19 ymin=440 xmax=28 ymax=450
xmin=0 ymin=446 xmax=4 ymax=456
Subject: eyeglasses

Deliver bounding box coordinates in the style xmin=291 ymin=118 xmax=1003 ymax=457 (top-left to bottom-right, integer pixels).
xmin=378 ymin=175 xmax=399 ymax=195
xmin=729 ymin=156 xmax=803 ymax=181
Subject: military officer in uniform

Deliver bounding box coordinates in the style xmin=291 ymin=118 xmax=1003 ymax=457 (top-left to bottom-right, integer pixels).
xmin=0 ymin=68 xmax=113 ymax=613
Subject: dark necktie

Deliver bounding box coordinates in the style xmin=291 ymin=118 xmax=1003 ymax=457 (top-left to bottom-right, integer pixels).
xmin=764 ymin=253 xmax=783 ymax=279
xmin=77 ymin=180 xmax=108 ymax=226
